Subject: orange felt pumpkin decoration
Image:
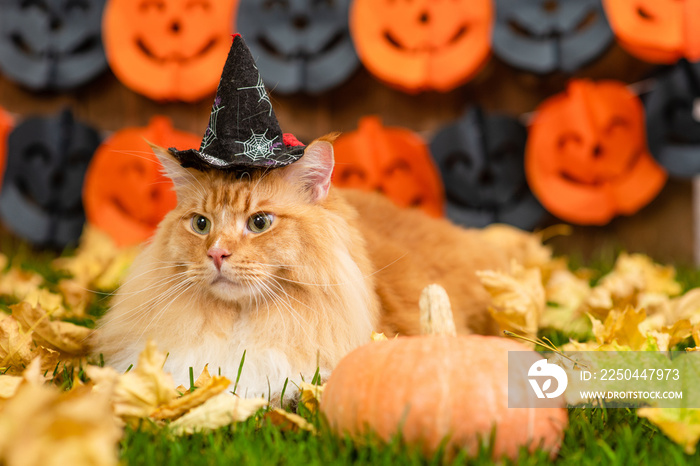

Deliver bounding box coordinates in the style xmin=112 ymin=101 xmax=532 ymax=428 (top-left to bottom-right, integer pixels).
xmin=321 ymin=335 xmax=567 ymax=460
xmin=0 ymin=107 xmax=12 ymax=192
xmin=525 ymin=79 xmax=667 ymax=225
xmin=83 ymin=116 xmax=200 ymax=247
xmin=103 ymin=0 xmax=237 ymax=101
xmin=332 ymin=116 xmax=444 ymax=218
xmin=603 ymin=0 xmax=700 ymax=63
xmin=349 ymin=0 xmax=492 ymax=93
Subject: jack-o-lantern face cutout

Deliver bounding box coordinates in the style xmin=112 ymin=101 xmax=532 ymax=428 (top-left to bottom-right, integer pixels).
xmin=0 ymin=107 xmax=13 ymax=193
xmin=237 ymin=0 xmax=360 ymax=94
xmin=103 ymin=0 xmax=238 ymax=101
xmin=350 ymin=0 xmax=493 ymax=93
xmin=645 ymin=60 xmax=700 ymax=177
xmin=0 ymin=0 xmax=107 ymax=90
xmin=83 ymin=116 xmax=199 ymax=246
xmin=332 ymin=116 xmax=444 ymax=217
xmin=430 ymin=107 xmax=546 ymax=230
xmin=0 ymin=110 xmax=101 ymax=247
xmin=492 ymin=0 xmax=613 ymax=74
xmin=603 ymin=0 xmax=700 ymax=63
xmin=525 ymin=79 xmax=667 ymax=225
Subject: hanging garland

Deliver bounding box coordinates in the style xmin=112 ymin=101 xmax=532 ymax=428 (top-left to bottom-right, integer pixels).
xmin=0 ymin=0 xmax=108 ymax=91
xmin=644 ymin=60 xmax=700 ymax=177
xmin=332 ymin=116 xmax=445 ymax=218
xmin=0 ymin=109 xmax=101 ymax=248
xmin=349 ymin=0 xmax=493 ymax=93
xmin=83 ymin=116 xmax=199 ymax=247
xmin=430 ymin=107 xmax=546 ymax=230
xmin=235 ymin=0 xmax=360 ymax=95
xmin=491 ymin=0 xmax=614 ymax=74
xmin=603 ymin=0 xmax=700 ymax=64
xmin=1 ymin=0 xmax=700 ymax=246
xmin=524 ymin=79 xmax=667 ymax=225
xmin=101 ymin=0 xmax=239 ymax=102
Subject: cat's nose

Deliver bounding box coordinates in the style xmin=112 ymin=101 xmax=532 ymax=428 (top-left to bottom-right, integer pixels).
xmin=207 ymin=247 xmax=231 ymax=271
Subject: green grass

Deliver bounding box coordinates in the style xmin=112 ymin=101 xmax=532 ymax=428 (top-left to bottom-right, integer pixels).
xmin=4 ymin=232 xmax=700 ymax=465
xmin=116 ymin=408 xmax=700 ymax=466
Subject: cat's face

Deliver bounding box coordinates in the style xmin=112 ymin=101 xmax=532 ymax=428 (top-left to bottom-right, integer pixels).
xmin=151 ymin=139 xmax=335 ymax=304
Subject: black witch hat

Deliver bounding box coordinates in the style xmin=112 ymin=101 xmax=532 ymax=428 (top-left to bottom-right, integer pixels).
xmin=170 ymin=34 xmax=305 ymax=171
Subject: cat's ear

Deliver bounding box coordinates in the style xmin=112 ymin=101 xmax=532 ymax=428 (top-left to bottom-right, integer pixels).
xmin=281 ymin=136 xmax=336 ymax=203
xmin=149 ymin=143 xmax=196 ymax=200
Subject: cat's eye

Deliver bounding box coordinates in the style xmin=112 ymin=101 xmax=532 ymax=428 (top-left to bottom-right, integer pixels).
xmin=191 ymin=214 xmax=211 ymax=235
xmin=247 ymin=212 xmax=274 ymax=234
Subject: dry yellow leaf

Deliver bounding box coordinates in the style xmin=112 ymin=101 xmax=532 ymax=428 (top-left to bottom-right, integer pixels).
xmin=541 ymin=268 xmax=591 ymax=334
xmin=151 ymin=375 xmax=231 ymax=421
xmin=298 ymin=382 xmax=324 ymax=413
xmin=589 ymin=306 xmax=648 ymax=350
xmin=175 ymin=365 xmax=215 ymax=394
xmin=11 ymin=302 xmax=91 ymax=356
xmin=477 ymin=261 xmax=545 ymax=337
xmin=638 ymin=408 xmax=700 ymax=454
xmin=0 ymin=267 xmax=43 ymax=300
xmin=265 ymin=408 xmax=315 ymax=433
xmin=52 ymin=225 xmax=139 ymax=291
xmin=57 ymin=279 xmax=92 ymax=317
xmin=0 ymin=375 xmax=22 ymax=400
xmin=0 ymin=381 xmax=122 ymax=466
xmin=105 ymin=341 xmax=178 ymax=424
xmin=671 ymin=289 xmax=700 ymax=325
xmin=93 ymin=249 xmax=139 ymax=291
xmin=587 ymin=254 xmax=682 ymax=318
xmin=0 ymin=315 xmax=34 ymax=374
xmin=168 ymin=392 xmax=267 ymax=436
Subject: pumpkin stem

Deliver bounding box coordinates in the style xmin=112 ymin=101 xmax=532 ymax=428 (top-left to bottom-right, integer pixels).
xmin=419 ymin=284 xmax=457 ymax=336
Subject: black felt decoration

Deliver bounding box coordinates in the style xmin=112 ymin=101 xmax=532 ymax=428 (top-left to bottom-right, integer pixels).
xmin=236 ymin=0 xmax=359 ymax=95
xmin=171 ymin=34 xmax=305 ymax=171
xmin=430 ymin=107 xmax=546 ymax=230
xmin=491 ymin=0 xmax=613 ymax=74
xmin=0 ymin=0 xmax=107 ymax=91
xmin=645 ymin=60 xmax=700 ymax=178
xmin=0 ymin=109 xmax=100 ymax=247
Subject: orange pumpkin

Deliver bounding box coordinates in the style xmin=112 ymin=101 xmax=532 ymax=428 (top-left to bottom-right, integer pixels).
xmin=349 ymin=0 xmax=492 ymax=93
xmin=83 ymin=116 xmax=200 ymax=247
xmin=0 ymin=107 xmax=12 ymax=192
xmin=102 ymin=0 xmax=237 ymax=101
xmin=525 ymin=79 xmax=667 ymax=225
xmin=332 ymin=116 xmax=444 ymax=217
xmin=603 ymin=0 xmax=700 ymax=63
xmin=321 ymin=335 xmax=567 ymax=460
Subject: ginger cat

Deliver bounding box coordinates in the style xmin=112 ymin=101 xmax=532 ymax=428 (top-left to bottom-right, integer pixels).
xmin=94 ymin=136 xmax=534 ymax=399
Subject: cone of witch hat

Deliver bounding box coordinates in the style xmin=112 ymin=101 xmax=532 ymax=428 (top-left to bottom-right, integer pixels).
xmin=169 ymin=34 xmax=305 ymax=171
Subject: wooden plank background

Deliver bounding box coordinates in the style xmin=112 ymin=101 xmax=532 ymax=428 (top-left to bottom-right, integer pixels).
xmin=0 ymin=42 xmax=691 ymax=264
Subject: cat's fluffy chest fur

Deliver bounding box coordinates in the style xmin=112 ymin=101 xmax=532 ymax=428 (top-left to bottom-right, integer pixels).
xmin=93 ymin=138 xmax=531 ymax=399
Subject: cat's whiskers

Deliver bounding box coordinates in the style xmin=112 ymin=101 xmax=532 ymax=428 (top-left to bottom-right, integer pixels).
xmin=256 ymin=279 xmax=313 ymax=341
xmin=256 ymin=281 xmax=290 ymax=338
xmin=265 ymin=276 xmax=318 ymax=314
xmin=100 ymin=272 xmax=195 ymax=328
xmin=125 ymin=277 xmax=195 ymax=338
xmin=111 ymin=263 xmax=188 ymax=287
xmin=138 ymin=278 xmax=196 ymax=343
xmin=111 ymin=269 xmax=192 ymax=298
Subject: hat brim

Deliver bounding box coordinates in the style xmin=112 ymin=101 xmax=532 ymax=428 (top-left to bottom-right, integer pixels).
xmin=169 ymin=144 xmax=305 ymax=171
